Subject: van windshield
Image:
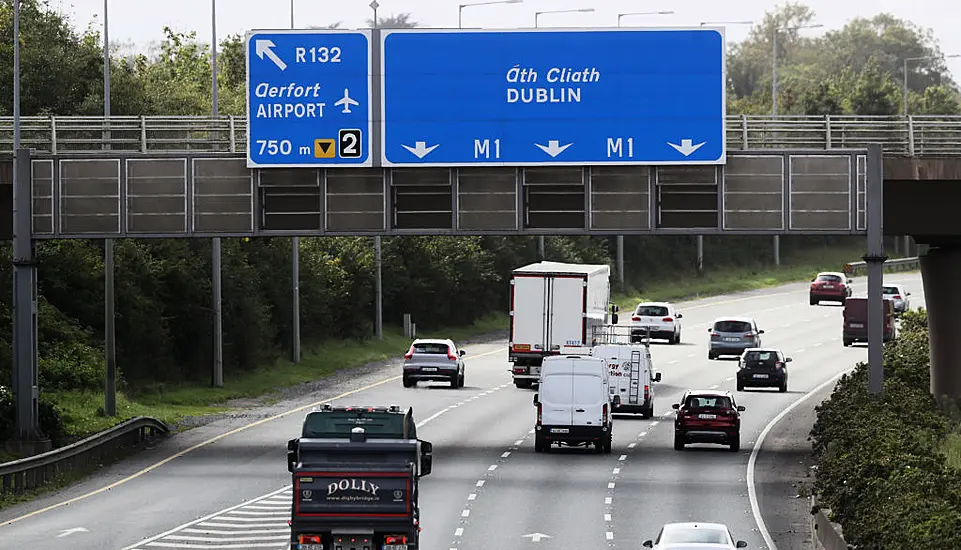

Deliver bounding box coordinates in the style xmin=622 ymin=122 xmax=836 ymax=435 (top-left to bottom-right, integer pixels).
xmin=714 ymin=320 xmax=752 ymax=333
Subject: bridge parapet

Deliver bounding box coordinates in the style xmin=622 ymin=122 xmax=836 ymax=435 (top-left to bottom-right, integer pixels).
xmin=0 ymin=115 xmax=960 ymax=156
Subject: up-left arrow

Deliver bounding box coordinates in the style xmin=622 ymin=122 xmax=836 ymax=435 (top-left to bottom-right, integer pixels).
xmin=57 ymin=527 xmax=89 ymax=538
xmin=255 ymin=39 xmax=287 ymax=71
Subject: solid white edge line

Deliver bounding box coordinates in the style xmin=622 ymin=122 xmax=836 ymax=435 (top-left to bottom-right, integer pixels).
xmin=747 ymin=367 xmax=853 ymax=550
xmin=120 ymin=485 xmax=293 ymax=550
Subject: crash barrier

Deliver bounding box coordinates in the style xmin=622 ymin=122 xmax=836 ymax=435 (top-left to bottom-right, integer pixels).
xmin=811 ymin=496 xmax=853 ymax=550
xmin=843 ymin=256 xmax=920 ymax=277
xmin=0 ymin=416 xmax=169 ymax=497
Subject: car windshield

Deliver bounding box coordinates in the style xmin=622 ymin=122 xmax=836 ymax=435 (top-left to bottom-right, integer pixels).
xmin=412 ymin=342 xmax=450 ymax=354
xmin=816 ymin=274 xmax=843 ymax=283
xmin=685 ymin=395 xmax=732 ymax=409
xmin=882 ymin=286 xmax=900 ymax=295
xmin=635 ymin=305 xmax=669 ymax=317
xmin=743 ymin=351 xmax=778 ymax=366
xmin=660 ymin=527 xmax=730 ymax=545
xmin=714 ymin=320 xmax=752 ymax=333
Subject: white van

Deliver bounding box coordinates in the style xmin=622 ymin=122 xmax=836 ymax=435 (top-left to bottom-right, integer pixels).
xmin=594 ymin=343 xmax=660 ymax=418
xmin=533 ymin=355 xmax=616 ymax=454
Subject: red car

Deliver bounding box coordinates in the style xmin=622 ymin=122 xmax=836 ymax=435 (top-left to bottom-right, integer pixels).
xmin=809 ymin=272 xmax=853 ymax=305
xmin=673 ymin=390 xmax=744 ymax=452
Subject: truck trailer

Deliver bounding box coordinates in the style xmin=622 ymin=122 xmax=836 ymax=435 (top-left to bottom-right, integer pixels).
xmin=286 ymin=404 xmax=432 ymax=550
xmin=508 ymin=262 xmax=611 ymax=388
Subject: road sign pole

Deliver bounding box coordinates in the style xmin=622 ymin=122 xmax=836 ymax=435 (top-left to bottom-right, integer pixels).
xmin=375 ymin=236 xmax=383 ymax=340
xmin=865 ymin=143 xmax=887 ymax=396
xmin=616 ymin=235 xmax=625 ymax=290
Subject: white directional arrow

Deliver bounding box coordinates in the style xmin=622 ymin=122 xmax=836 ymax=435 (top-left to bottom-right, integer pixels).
xmin=57 ymin=527 xmax=89 ymax=538
xmin=523 ymin=533 xmax=552 ymax=543
xmin=534 ymin=140 xmax=573 ymax=158
xmin=255 ymin=39 xmax=287 ymax=71
xmin=667 ymin=139 xmax=706 ymax=157
xmin=401 ymin=141 xmax=439 ymax=158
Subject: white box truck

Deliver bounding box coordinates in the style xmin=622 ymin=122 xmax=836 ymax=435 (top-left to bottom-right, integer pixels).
xmin=508 ymin=262 xmax=611 ymax=388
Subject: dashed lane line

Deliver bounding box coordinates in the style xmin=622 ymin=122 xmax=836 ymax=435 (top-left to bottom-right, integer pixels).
xmin=124 ymin=383 xmax=512 ymax=550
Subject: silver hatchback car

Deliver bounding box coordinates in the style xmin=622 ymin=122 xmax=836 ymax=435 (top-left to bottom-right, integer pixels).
xmin=402 ymin=338 xmax=466 ymax=388
xmin=708 ymin=317 xmax=764 ymax=360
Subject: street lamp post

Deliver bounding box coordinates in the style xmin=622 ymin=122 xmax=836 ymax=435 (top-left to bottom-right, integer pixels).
xmin=903 ymin=54 xmax=961 ymax=115
xmin=617 ymin=11 xmax=673 ymax=26
xmin=103 ymin=0 xmax=117 ymax=417
xmin=459 ymin=0 xmax=523 ymax=29
xmin=772 ymin=23 xmax=823 ymax=116
xmin=210 ymin=0 xmax=224 ymax=387
xmin=534 ymin=8 xmax=594 ymax=28
xmin=699 ymin=20 xmax=753 ymax=27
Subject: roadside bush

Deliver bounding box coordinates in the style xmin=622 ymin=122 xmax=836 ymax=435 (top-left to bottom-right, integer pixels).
xmin=810 ymin=309 xmax=961 ymax=548
xmin=0 ymin=385 xmax=67 ymax=448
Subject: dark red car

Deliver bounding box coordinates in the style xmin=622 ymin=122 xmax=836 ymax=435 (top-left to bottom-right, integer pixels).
xmin=809 ymin=272 xmax=853 ymax=305
xmin=673 ymin=390 xmax=744 ymax=452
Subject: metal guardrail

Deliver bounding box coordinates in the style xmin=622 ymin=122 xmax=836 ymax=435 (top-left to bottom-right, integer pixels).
xmin=0 ymin=115 xmax=959 ymax=156
xmin=0 ymin=416 xmax=169 ymax=497
xmin=843 ymin=256 xmax=920 ymax=276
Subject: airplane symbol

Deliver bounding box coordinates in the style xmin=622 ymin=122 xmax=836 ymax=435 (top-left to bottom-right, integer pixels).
xmin=334 ymin=88 xmax=359 ymax=113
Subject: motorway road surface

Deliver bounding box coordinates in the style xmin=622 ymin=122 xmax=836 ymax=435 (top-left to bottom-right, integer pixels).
xmin=0 ymin=273 xmax=925 ymax=550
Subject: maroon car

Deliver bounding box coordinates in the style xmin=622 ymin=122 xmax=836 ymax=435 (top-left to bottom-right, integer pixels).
xmin=673 ymin=390 xmax=744 ymax=452
xmin=809 ymin=272 xmax=853 ymax=305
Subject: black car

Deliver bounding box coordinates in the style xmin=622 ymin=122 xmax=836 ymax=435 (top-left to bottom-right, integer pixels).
xmin=736 ymin=348 xmax=790 ymax=392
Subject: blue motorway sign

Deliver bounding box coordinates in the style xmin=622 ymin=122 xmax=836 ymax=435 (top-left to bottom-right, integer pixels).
xmin=380 ymin=28 xmax=726 ymax=166
xmin=246 ymin=29 xmax=372 ymax=167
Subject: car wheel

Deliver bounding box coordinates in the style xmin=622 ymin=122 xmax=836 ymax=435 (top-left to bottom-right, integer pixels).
xmin=840 ymin=298 xmax=846 ymax=306
xmin=842 ymin=339 xmax=852 ymax=347
xmin=403 ymin=376 xmax=415 ymax=388
xmin=779 ymin=381 xmax=787 ymax=393
xmin=450 ymin=375 xmax=458 ymax=388
xmin=668 ymin=331 xmax=678 ymax=345
xmin=676 ymin=330 xmax=681 ymax=344
xmin=810 ymin=297 xmax=818 ymax=305
xmin=708 ymin=351 xmax=716 ymax=360
xmin=729 ymin=436 xmax=740 ymax=452
xmin=736 ymin=381 xmax=744 ymax=391
xmin=534 ymin=436 xmax=545 ymax=453
xmin=458 ymin=371 xmax=465 ymax=388
xmin=673 ymin=435 xmax=685 ymax=451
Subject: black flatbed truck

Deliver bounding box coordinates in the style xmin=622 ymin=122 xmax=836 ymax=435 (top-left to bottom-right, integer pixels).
xmin=286 ymin=404 xmax=432 ymax=550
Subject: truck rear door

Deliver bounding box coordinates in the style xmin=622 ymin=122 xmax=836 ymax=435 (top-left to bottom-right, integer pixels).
xmin=511 ymin=275 xmax=548 ymax=354
xmin=549 ymin=275 xmax=587 ymax=350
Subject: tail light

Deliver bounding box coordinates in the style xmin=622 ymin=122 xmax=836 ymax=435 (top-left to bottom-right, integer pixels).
xmin=513 ymin=366 xmax=527 ymax=374
xmin=644 ymin=385 xmax=649 ymax=400
xmin=385 ymin=535 xmax=408 ymax=544
xmin=404 ymin=345 xmax=414 ymax=360
xmin=662 ymin=317 xmax=673 ymax=322
xmin=710 ymin=331 xmax=720 ymax=338
xmin=743 ymin=332 xmax=755 ymax=339
xmin=299 ymin=535 xmax=322 ymax=543
xmin=536 ymin=403 xmax=542 ymax=425
xmin=602 ymin=403 xmax=609 ymax=424
xmin=632 ymin=315 xmax=641 ymax=321
xmin=447 ymin=347 xmax=457 ymax=361
xmin=893 ymin=295 xmax=901 ymax=299
xmin=775 ymin=361 xmax=784 ymax=369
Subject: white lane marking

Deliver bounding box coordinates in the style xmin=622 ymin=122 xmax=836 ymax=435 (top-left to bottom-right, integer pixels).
xmin=618 ymin=455 xmax=627 ymax=461
xmin=604 ymin=513 xmax=612 ymax=522
xmin=687 ymin=353 xmax=696 ymax=358
xmin=747 ymin=367 xmax=854 ymax=550
xmin=606 ymin=531 xmax=614 ymax=540
xmin=501 ymin=451 xmax=511 ymax=458
xmin=796 ymin=348 xmax=805 ymax=353
xmin=181 ymin=528 xmax=288 ymax=535
xmin=612 ymin=467 xmax=620 ymax=475
xmin=605 ymin=496 xmax=612 ymax=505
xmin=144 ymin=543 xmax=283 ymax=548
xmin=467 ymin=493 xmax=477 ymax=501
xmin=627 ymin=442 xmax=636 ymax=449
xmin=514 ymin=439 xmax=524 ymax=446
xmin=462 ymin=509 xmax=470 ymax=517
xmin=725 ymin=377 xmax=735 ymax=382
xmin=814 ymin=342 xmax=823 ymax=347
xmin=669 ymin=359 xmax=678 ymax=364
xmin=709 ymin=384 xmax=719 ymax=389
xmin=455 ymin=527 xmax=464 ymax=536
xmin=488 ymin=464 xmax=498 ymax=471
xmin=476 ymin=480 xmax=485 ymax=487
xmin=637 ymin=431 xmax=647 ymax=437
xmin=650 ymin=421 xmax=659 ymax=427
xmin=608 ymin=482 xmax=616 ymax=489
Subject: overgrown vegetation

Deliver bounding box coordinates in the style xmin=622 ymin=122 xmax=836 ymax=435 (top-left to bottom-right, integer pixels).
xmin=0 ymin=0 xmax=954 ymax=447
xmin=810 ymin=310 xmax=961 ymax=549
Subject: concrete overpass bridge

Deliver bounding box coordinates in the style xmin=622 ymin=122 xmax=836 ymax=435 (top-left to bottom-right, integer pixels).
xmin=2 ymin=113 xmax=960 ymax=399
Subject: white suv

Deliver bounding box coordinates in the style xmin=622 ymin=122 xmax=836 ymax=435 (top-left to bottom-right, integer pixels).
xmin=630 ymin=302 xmax=682 ymax=345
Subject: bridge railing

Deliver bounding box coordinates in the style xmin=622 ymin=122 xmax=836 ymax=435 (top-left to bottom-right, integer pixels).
xmin=0 ymin=416 xmax=169 ymax=497
xmin=0 ymin=115 xmax=960 ymax=155
xmin=843 ymin=256 xmax=921 ymax=277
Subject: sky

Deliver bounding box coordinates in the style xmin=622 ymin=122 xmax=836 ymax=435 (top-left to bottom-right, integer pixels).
xmin=52 ymin=0 xmax=961 ymax=79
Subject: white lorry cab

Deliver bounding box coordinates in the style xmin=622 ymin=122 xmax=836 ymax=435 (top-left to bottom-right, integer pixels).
xmin=591 ymin=325 xmax=661 ymax=418
xmin=533 ymin=354 xmax=615 ymax=454
xmin=508 ymin=262 xmax=611 ymax=388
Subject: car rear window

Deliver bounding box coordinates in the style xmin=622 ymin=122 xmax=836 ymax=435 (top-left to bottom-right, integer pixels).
xmin=302 ymin=411 xmax=407 ymax=439
xmin=412 ymin=342 xmax=450 ymax=354
xmin=882 ymin=286 xmax=899 ymax=295
xmin=685 ymin=395 xmax=732 ymax=409
xmin=743 ymin=351 xmax=777 ymax=366
xmin=713 ymin=320 xmax=752 ymax=333
xmin=816 ymin=274 xmax=843 ymax=283
xmin=661 ymin=527 xmax=729 ymax=545
xmin=635 ymin=305 xmax=669 ymax=317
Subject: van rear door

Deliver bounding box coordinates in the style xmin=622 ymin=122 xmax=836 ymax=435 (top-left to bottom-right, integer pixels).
xmin=571 ymin=374 xmax=605 ymax=427
xmin=539 ymin=373 xmax=574 ymax=427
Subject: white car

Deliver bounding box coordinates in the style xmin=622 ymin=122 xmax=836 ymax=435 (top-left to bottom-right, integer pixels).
xmin=882 ymin=283 xmax=911 ymax=313
xmin=630 ymin=301 xmax=682 ymax=345
xmin=642 ymin=522 xmax=748 ymax=549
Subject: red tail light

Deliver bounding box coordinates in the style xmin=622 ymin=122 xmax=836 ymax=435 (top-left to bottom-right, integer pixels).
xmin=644 ymin=385 xmax=649 ymax=400
xmin=776 ymin=362 xmax=784 ymax=369
xmin=662 ymin=317 xmax=673 ymax=322
xmin=536 ymin=403 xmax=542 ymax=425
xmin=743 ymin=332 xmax=755 ymax=339
xmin=404 ymin=345 xmax=414 ymax=360
xmin=711 ymin=331 xmax=720 ymax=337
xmin=602 ymin=403 xmax=609 ymax=424
xmin=447 ymin=347 xmax=457 ymax=361
xmin=385 ymin=535 xmax=408 ymax=544
xmin=893 ymin=295 xmax=901 ymax=299
xmin=299 ymin=535 xmax=322 ymax=543
xmin=632 ymin=316 xmax=641 ymax=321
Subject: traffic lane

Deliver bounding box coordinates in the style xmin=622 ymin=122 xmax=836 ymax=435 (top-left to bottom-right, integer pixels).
xmin=611 ymin=323 xmax=864 ymax=548
xmin=0 ymin=343 xmax=513 ymax=550
xmin=456 ymin=422 xmax=642 ymax=550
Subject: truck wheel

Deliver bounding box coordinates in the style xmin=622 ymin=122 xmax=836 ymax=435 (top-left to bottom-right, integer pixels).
xmin=673 ymin=435 xmax=685 ymax=451
xmin=603 ymin=436 xmax=612 ymax=454
xmin=594 ymin=441 xmax=604 ymax=454
xmin=534 ymin=436 xmax=545 ymax=453
xmin=403 ymin=376 xmax=415 ymax=388
xmin=842 ymin=339 xmax=852 ymax=347
xmin=736 ymin=381 xmax=744 ymax=391
xmin=515 ymin=380 xmax=532 ymax=389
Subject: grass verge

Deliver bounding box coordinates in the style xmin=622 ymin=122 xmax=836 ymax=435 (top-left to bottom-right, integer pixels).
xmin=48 ymin=312 xmax=508 ymax=441
xmin=612 ymin=245 xmax=894 ymax=311
xmin=941 ymin=432 xmax=961 ymax=471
